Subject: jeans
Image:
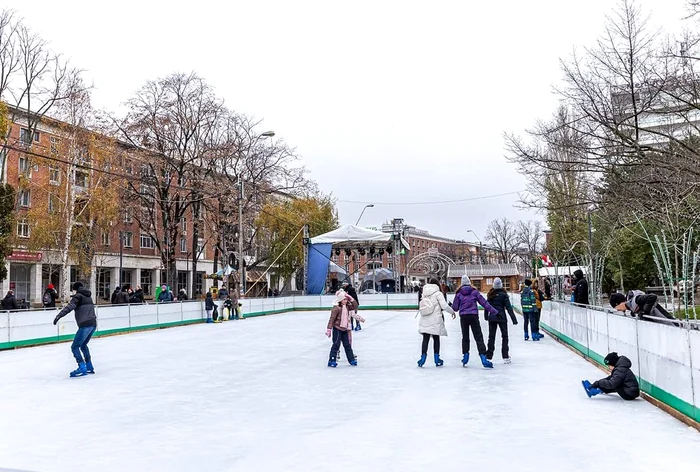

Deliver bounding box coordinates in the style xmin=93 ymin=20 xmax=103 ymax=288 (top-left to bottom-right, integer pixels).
xmin=486 ymin=321 xmax=509 ymax=360
xmin=71 ymin=325 xmax=96 ymax=364
xmin=533 ymin=308 xmax=541 ymax=334
xmin=421 ymin=334 xmax=440 ymax=355
xmin=329 ymin=328 xmax=355 ymax=362
xmin=523 ymin=312 xmax=534 ymax=335
xmin=459 ymin=315 xmax=487 ymax=355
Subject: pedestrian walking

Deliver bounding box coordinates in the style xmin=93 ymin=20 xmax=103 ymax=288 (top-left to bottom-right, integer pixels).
xmin=453 ymin=275 xmax=499 ymax=368
xmin=417 ymin=278 xmax=455 ymax=367
xmin=485 ymin=278 xmax=518 ymax=364
xmin=52 ymin=282 xmax=97 ymax=377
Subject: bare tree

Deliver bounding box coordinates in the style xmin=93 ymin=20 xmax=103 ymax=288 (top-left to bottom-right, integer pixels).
xmin=517 ymin=220 xmax=544 ymax=266
xmin=485 ymin=218 xmax=519 ymax=264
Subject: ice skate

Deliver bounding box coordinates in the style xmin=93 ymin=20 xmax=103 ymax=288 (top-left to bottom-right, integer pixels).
xmin=524 ymin=332 xmax=529 ymax=341
xmin=582 ymin=380 xmax=602 ymax=398
xmin=480 ymin=354 xmax=494 ymax=369
xmin=462 ymin=353 xmax=470 ymax=367
xmin=86 ymin=360 xmax=95 ymax=374
xmin=503 ymin=358 xmax=512 ymax=364
xmin=349 ymin=358 xmax=357 ymax=366
xmin=417 ymin=354 xmax=427 ymax=367
xmin=70 ymin=362 xmax=88 ymax=377
xmin=328 ymin=359 xmax=338 ymax=368
xmin=434 ymin=353 xmax=443 ymax=367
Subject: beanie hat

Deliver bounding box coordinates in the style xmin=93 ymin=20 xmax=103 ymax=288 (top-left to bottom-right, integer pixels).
xmin=609 ymin=293 xmax=626 ymax=308
xmin=604 ymin=352 xmax=620 ymax=366
xmin=47 ymin=283 xmax=54 ymax=290
xmin=493 ymin=277 xmax=503 ymax=290
xmin=461 ymin=275 xmax=471 ymax=286
xmin=71 ymin=281 xmax=83 ymax=291
xmin=524 ymin=279 xmax=532 ymax=287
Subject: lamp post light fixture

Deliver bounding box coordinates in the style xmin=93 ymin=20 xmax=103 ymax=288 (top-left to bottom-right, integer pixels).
xmin=355 ymin=204 xmax=375 ymax=226
xmin=467 ymin=230 xmax=484 ymax=264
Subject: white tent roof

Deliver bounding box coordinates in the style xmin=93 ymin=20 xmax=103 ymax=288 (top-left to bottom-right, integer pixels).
xmin=328 ymin=262 xmax=347 ymax=275
xmin=310 ymin=225 xmax=410 ymax=250
xmin=538 ymin=266 xmax=588 ymax=278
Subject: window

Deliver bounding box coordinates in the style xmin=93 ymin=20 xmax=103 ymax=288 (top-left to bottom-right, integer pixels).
xmin=49 ymin=166 xmax=60 ymax=185
xmin=121 ymin=270 xmax=133 ymax=288
xmin=177 ymin=271 xmax=188 ymax=294
xmin=140 ymin=270 xmax=152 ymax=295
xmin=74 ymin=170 xmax=88 ymax=188
xmin=50 ymin=137 xmax=60 ymax=155
xmin=181 ymin=217 xmax=187 ymax=233
xmin=123 ymin=210 xmax=132 ymax=224
xmin=20 ymin=128 xmax=39 ymax=144
xmin=17 ymin=219 xmax=30 ymax=238
xmin=18 ymin=189 xmax=30 ymax=207
xmin=180 ymin=237 xmax=187 ymax=253
xmin=486 ymin=278 xmax=494 ymax=285
xmin=197 ymin=238 xmax=205 ymax=258
xmin=0 ymin=148 xmax=6 ymax=182
xmin=123 ymin=231 xmax=133 ymax=248
xmin=195 ymin=272 xmax=204 ymax=297
xmin=48 ymin=194 xmax=58 ymax=213
xmin=101 ymin=230 xmax=111 ymax=246
xmin=140 ymin=233 xmax=154 ymax=249
xmin=18 ymin=157 xmax=31 ymax=178
xmin=194 ymin=202 xmax=203 ymax=220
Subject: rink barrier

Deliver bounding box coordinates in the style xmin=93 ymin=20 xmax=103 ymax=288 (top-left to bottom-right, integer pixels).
xmin=509 ymin=295 xmax=700 ymax=428
xmin=0 ymin=294 xmax=420 ymax=350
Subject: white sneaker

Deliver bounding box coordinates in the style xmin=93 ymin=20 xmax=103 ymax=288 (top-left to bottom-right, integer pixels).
xmin=504 ymin=358 xmax=512 ymax=364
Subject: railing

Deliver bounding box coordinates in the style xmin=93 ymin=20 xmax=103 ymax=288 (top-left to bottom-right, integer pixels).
xmin=510 ymin=295 xmax=700 ymax=425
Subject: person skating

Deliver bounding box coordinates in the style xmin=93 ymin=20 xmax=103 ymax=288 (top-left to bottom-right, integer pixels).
xmin=52 ymin=282 xmax=98 ymax=377
xmin=42 ymin=284 xmax=58 ymax=308
xmin=342 ymin=281 xmax=361 ymax=331
xmin=204 ymin=292 xmax=215 ymax=323
xmin=609 ymin=291 xmax=675 ymax=321
xmin=531 ymin=279 xmax=545 ymax=341
xmin=573 ymin=269 xmax=589 ymax=305
xmin=326 ymin=289 xmax=358 ymax=367
xmin=581 ymin=352 xmax=640 ymax=400
xmin=485 ymin=278 xmax=518 ymax=364
xmin=520 ymin=279 xmax=537 ymax=340
xmin=417 ymin=278 xmax=455 ymax=367
xmin=452 ymin=275 xmax=499 ymax=368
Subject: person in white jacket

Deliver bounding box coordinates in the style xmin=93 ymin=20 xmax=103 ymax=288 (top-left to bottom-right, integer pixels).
xmin=417 ymin=278 xmax=456 ymax=367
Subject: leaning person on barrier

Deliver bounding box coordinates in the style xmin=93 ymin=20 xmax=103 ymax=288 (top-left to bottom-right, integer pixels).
xmin=52 ymin=282 xmax=98 ymax=378
xmin=582 ymin=352 xmax=640 ymax=400
xmin=609 ymin=291 xmax=675 ymax=321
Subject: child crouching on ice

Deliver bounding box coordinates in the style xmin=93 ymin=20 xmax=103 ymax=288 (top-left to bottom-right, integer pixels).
xmin=326 ymin=289 xmax=364 ymax=367
xmin=581 ymin=352 xmax=640 ymax=400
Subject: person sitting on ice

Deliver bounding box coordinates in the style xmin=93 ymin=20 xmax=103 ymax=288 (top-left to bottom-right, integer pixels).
xmin=581 ymin=352 xmax=640 ymax=400
xmin=609 ymin=291 xmax=675 ymax=321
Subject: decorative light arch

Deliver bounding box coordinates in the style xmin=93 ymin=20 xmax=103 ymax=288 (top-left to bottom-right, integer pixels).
xmin=405 ymin=249 xmax=456 ymax=281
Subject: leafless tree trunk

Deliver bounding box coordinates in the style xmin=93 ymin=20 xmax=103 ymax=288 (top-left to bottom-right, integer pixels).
xmin=485 ymin=218 xmax=519 ymax=264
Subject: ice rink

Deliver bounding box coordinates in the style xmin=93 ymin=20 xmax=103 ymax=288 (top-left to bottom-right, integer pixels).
xmin=1 ymin=310 xmax=699 ymax=472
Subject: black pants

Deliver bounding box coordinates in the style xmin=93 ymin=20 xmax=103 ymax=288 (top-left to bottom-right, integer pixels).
xmin=486 ymin=321 xmax=509 ymax=360
xmin=329 ymin=328 xmax=355 ymax=361
xmin=599 ymin=386 xmax=637 ymax=401
xmin=421 ymin=334 xmax=440 ymax=355
xmin=532 ymin=308 xmax=541 ymax=333
xmin=460 ymin=315 xmax=487 ymax=355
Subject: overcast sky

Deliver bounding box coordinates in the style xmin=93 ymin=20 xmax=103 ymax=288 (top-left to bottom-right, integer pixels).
xmin=2 ymin=0 xmax=691 ymax=242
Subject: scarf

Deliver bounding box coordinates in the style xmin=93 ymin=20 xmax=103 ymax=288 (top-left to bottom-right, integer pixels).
xmin=339 ymin=304 xmax=351 ymax=331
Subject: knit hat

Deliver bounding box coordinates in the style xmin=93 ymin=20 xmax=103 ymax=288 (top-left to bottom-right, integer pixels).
xmin=334 ymin=289 xmax=348 ymax=305
xmin=493 ymin=277 xmax=503 ymax=290
xmin=604 ymin=352 xmax=620 ymax=366
xmin=47 ymin=283 xmax=54 ymax=290
xmin=609 ymin=293 xmax=626 ymax=308
xmin=461 ymin=275 xmax=471 ymax=286
xmin=71 ymin=281 xmax=83 ymax=291
xmin=524 ymin=279 xmax=532 ymax=287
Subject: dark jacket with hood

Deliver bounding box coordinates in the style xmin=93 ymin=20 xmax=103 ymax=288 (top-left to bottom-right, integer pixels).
xmin=55 ymin=289 xmax=97 ymax=328
xmin=115 ymin=290 xmax=129 ymax=305
xmin=43 ymin=288 xmax=58 ymax=308
xmin=626 ymin=290 xmax=674 ymax=320
xmin=344 ymin=285 xmax=360 ymax=306
xmin=573 ymin=269 xmax=589 ymax=305
xmin=205 ymin=294 xmax=215 ymax=310
xmin=129 ymin=289 xmax=145 ymax=304
xmin=453 ymin=285 xmax=498 ymax=316
xmin=1 ymin=292 xmax=20 ymax=310
xmin=591 ymin=356 xmax=640 ymax=400
xmin=486 ymin=289 xmax=518 ymax=324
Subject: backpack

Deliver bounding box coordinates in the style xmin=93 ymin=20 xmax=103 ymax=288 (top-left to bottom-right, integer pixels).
xmin=42 ymin=291 xmax=52 ymax=306
xmin=419 ymin=295 xmax=437 ymax=316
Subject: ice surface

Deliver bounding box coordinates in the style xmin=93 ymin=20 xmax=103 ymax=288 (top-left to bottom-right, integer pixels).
xmin=1 ymin=310 xmax=699 ymax=472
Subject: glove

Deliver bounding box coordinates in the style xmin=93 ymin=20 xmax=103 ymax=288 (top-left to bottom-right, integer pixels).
xmin=53 ymin=315 xmax=61 ymax=325
xmin=326 ymin=329 xmax=332 ymax=338
xmin=484 ymin=314 xmax=488 ymax=321
xmin=448 ymin=302 xmax=452 ymax=307
xmin=513 ymin=320 xmax=519 ymax=325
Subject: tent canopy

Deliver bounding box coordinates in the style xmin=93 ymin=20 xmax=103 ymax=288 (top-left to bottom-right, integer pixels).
xmin=538 ymin=266 xmax=588 ymax=278
xmin=310 ymin=225 xmax=410 ymax=250
xmin=328 ymin=262 xmax=347 ymax=275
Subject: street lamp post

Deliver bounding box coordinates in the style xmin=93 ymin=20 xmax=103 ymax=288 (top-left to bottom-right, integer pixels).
xmin=467 ymin=230 xmax=483 ymax=264
xmin=118 ymin=230 xmax=123 ymax=289
xmin=239 ymin=130 xmax=275 ymax=296
xmin=355 ymin=204 xmax=375 ymax=226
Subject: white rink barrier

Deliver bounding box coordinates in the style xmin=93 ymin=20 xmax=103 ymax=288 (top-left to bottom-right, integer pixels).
xmin=0 ymin=293 xmax=420 ymax=350
xmin=510 ymin=295 xmax=700 ymax=425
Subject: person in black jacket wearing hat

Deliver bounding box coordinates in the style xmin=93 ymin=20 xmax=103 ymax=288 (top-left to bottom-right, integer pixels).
xmin=485 ymin=278 xmax=518 ymax=364
xmin=53 ymin=282 xmax=98 ymax=377
xmin=582 ymin=352 xmax=640 ymax=400
xmin=573 ymin=269 xmax=589 ymax=305
xmin=610 ymin=291 xmax=675 ymax=321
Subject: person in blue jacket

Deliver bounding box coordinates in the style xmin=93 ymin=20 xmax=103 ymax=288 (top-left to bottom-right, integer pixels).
xmin=452 ymin=275 xmax=499 ymax=368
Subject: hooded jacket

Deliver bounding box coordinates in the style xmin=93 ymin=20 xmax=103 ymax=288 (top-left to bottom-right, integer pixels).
xmin=55 ymin=289 xmax=97 ymax=328
xmin=205 ymin=293 xmax=215 ymax=310
xmin=573 ymin=270 xmax=589 ymax=305
xmin=626 ymin=290 xmax=674 ymax=320
xmin=129 ymin=289 xmax=145 ymax=304
xmin=453 ymin=285 xmax=498 ymax=317
xmin=344 ymin=285 xmax=360 ymax=306
xmin=43 ymin=288 xmax=58 ymax=308
xmin=115 ymin=290 xmax=129 ymax=305
xmin=486 ymin=289 xmax=517 ymax=324
xmin=591 ymin=355 xmax=640 ymax=400
xmin=1 ymin=292 xmax=20 ymax=310
xmin=418 ymin=284 xmax=454 ymax=336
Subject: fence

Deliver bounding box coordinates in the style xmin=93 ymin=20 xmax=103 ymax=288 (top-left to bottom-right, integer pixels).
xmin=510 ymin=295 xmax=700 ymax=425
xmin=0 ymin=293 xmax=420 ymax=351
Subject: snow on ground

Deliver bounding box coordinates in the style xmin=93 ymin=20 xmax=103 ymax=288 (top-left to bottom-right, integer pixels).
xmin=0 ymin=310 xmax=699 ymax=472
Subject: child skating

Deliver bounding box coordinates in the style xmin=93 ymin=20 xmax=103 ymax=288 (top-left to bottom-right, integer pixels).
xmin=326 ymin=289 xmax=359 ymax=367
xmin=52 ymin=282 xmax=98 ymax=377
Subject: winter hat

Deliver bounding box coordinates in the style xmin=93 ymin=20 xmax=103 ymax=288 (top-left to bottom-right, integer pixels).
xmin=609 ymin=293 xmax=626 ymax=308
xmin=493 ymin=277 xmax=503 ymax=290
xmin=461 ymin=275 xmax=471 ymax=286
xmin=334 ymin=289 xmax=348 ymax=305
xmin=524 ymin=279 xmax=532 ymax=287
xmin=604 ymin=352 xmax=620 ymax=366
xmin=47 ymin=283 xmax=54 ymax=290
xmin=71 ymin=281 xmax=83 ymax=291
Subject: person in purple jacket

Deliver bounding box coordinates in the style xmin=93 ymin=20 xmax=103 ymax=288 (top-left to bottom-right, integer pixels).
xmin=452 ymin=275 xmax=499 ymax=368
